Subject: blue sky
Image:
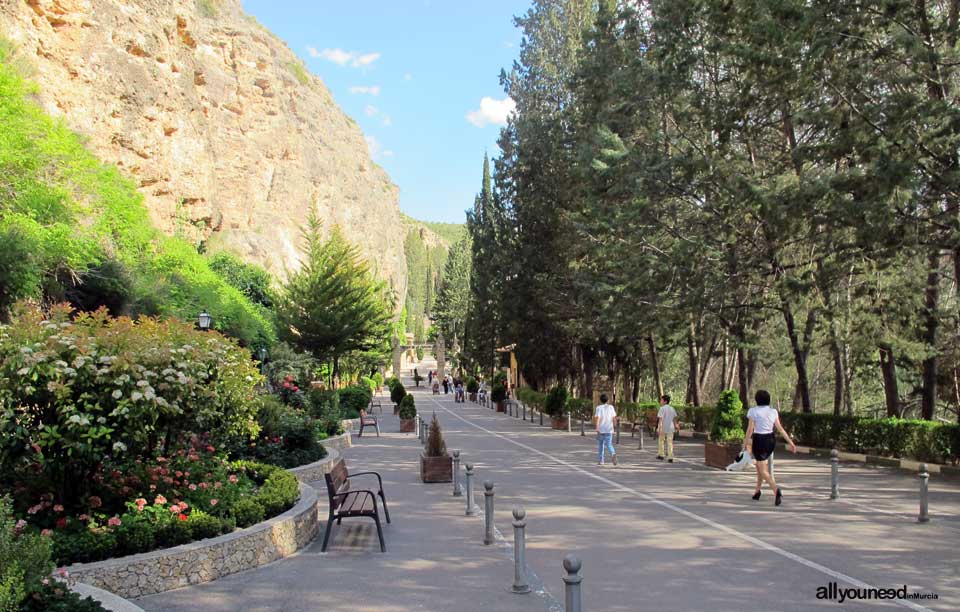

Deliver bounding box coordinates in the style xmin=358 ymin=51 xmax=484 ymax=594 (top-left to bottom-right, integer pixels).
xmin=241 ymin=0 xmax=531 ymax=224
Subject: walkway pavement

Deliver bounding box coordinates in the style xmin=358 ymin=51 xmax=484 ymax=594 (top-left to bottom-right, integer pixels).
xmin=137 ymin=360 xmax=958 ymax=611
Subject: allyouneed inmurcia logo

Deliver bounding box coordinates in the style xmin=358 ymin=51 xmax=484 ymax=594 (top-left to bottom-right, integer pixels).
xmin=816 ymin=582 xmax=940 ymax=604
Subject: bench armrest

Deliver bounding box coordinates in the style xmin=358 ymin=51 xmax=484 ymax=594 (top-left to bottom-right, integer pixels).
xmin=349 ymin=471 xmax=385 ymax=491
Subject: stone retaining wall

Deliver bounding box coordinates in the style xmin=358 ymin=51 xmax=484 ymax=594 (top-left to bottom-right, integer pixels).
xmin=65 ymin=433 xmax=351 ymax=599
xmin=71 ymin=583 xmax=145 ymax=612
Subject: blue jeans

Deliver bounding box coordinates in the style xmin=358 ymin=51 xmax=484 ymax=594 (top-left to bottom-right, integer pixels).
xmin=597 ymin=433 xmax=615 ymax=463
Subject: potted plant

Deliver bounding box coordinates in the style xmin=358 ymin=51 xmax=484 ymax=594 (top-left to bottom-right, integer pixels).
xmin=398 ymin=394 xmax=417 ymax=432
xmin=545 ymin=386 xmax=569 ymax=429
xmin=492 ymin=382 xmax=508 ymax=412
xmin=466 ymin=377 xmax=479 ymax=402
xmin=420 ymin=413 xmax=452 ymax=482
xmin=413 ymin=371 xmax=423 ymax=387
xmin=704 ymin=389 xmax=745 ymax=468
xmin=391 ymin=380 xmax=407 ymax=415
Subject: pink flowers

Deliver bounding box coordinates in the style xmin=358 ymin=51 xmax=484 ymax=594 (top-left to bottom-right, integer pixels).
xmin=27 ymin=504 xmax=42 ymax=515
xmin=228 ymin=474 xmax=238 ymax=484
xmin=89 ymin=495 xmax=102 ymax=509
xmin=214 ymin=481 xmax=222 ymax=489
xmin=155 ymin=494 xmax=167 ymax=505
xmin=169 ymin=504 xmax=182 ymax=514
xmin=41 ymin=529 xmax=53 ymax=537
xmin=206 ymin=445 xmax=215 ymax=453
xmin=14 ymin=519 xmax=26 ymax=534
xmin=209 ymin=498 xmax=218 ymax=506
xmin=135 ymin=498 xmax=147 ymax=511
xmin=53 ymin=504 xmax=64 ymax=513
xmin=78 ymin=514 xmax=90 ymax=522
xmin=178 ymin=513 xmax=188 ymax=522
xmin=107 ymin=516 xmax=122 ymax=527
xmin=57 ymin=568 xmax=69 ymax=578
xmin=188 ymin=484 xmax=197 ymax=491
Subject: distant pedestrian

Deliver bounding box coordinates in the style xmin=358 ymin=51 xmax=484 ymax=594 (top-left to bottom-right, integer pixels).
xmin=428 ymin=370 xmax=433 ymax=385
xmin=443 ymin=377 xmax=449 ymax=394
xmin=744 ymin=389 xmax=797 ymax=506
xmin=594 ymin=394 xmax=618 ymax=466
xmin=656 ymin=394 xmax=679 ymax=463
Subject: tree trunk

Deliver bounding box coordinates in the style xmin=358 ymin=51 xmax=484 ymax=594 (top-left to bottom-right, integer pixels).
xmin=878 ymin=343 xmax=900 ymax=417
xmin=737 ymin=346 xmax=750 ymax=406
xmin=687 ymin=324 xmax=702 ymax=407
xmin=830 ymin=340 xmax=844 ymax=416
xmin=921 ymin=249 xmax=940 ymax=420
xmin=647 ymin=336 xmax=664 ymax=399
xmin=781 ymin=302 xmax=813 ymax=413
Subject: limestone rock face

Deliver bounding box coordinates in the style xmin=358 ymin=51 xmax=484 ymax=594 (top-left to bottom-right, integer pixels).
xmin=0 ymin=0 xmax=407 ymax=296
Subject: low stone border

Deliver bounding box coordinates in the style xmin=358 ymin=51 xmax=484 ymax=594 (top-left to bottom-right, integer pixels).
xmin=322 ymin=431 xmax=353 ymax=452
xmin=288 ymin=446 xmax=341 ymax=483
xmin=70 ymin=583 xmax=145 ymax=612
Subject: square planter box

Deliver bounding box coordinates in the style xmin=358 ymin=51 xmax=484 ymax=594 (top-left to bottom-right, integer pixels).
xmin=496 ymin=401 xmax=506 ymax=413
xmin=421 ymin=454 xmax=453 ymax=483
xmin=399 ymin=418 xmax=416 ymax=433
xmin=551 ymin=416 xmax=569 ymax=430
xmin=704 ymin=440 xmax=742 ymax=469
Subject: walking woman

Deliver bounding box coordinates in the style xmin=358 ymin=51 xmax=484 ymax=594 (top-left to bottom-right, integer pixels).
xmin=744 ymin=390 xmax=797 ymax=506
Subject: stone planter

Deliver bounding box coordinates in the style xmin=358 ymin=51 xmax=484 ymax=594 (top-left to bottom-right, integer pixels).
xmin=496 ymin=401 xmax=506 ymax=413
xmin=704 ymin=440 xmax=742 ymax=469
xmin=399 ymin=418 xmax=416 ymax=433
xmin=550 ymin=416 xmax=568 ymax=430
xmin=420 ymin=454 xmax=453 ymax=483
xmin=393 ymin=405 xmax=400 ymax=415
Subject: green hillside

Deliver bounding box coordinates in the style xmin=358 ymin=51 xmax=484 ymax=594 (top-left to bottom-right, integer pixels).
xmin=401 ymin=213 xmax=466 ymax=245
xmin=0 ymin=41 xmax=274 ymax=346
xmin=400 ymin=215 xmax=465 ymax=341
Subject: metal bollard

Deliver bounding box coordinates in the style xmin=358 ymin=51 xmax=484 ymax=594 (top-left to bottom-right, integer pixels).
xmin=539 ymin=409 xmax=543 ymax=426
xmin=568 ymin=412 xmax=572 ymax=432
xmin=523 ymin=403 xmax=527 ymax=421
xmin=918 ymin=464 xmax=929 ymax=523
xmin=483 ymin=480 xmax=495 ymax=545
xmin=580 ymin=413 xmax=585 ymax=436
xmin=830 ymin=449 xmax=839 ymax=499
xmin=511 ymin=506 xmax=531 ymax=594
xmin=615 ymin=419 xmax=621 ymax=445
xmin=465 ymin=463 xmax=476 ymax=516
xmin=453 ymin=450 xmax=462 ymax=497
xmin=638 ymin=424 xmax=644 ymax=450
xmin=562 ymin=555 xmax=583 ymax=612
xmin=508 ymin=401 xmax=512 ymax=417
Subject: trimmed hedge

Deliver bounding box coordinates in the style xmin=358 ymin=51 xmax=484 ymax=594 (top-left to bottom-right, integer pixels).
xmin=517 ymin=388 xmax=546 ymax=409
xmin=779 ymin=413 xmax=959 ymax=464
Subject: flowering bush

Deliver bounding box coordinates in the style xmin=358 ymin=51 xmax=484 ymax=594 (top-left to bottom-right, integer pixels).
xmin=0 ymin=304 xmax=262 ymax=515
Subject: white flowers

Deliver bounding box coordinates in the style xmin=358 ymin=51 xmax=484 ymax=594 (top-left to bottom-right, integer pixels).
xmin=16 ymin=367 xmax=29 ymax=376
xmin=67 ymin=414 xmax=91 ymax=426
xmin=112 ymin=441 xmax=127 ymax=453
xmin=112 ymin=389 xmax=123 ymax=399
xmin=131 ymin=391 xmax=143 ymax=402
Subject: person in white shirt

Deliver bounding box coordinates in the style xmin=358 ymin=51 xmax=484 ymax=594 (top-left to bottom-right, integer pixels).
xmin=744 ymin=389 xmax=797 ymax=506
xmin=656 ymin=395 xmax=679 ymax=462
xmin=593 ymin=394 xmax=618 ymax=465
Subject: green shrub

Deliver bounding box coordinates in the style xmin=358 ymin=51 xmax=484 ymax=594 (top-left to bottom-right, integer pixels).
xmin=679 ymin=405 xmax=715 ymax=432
xmin=517 ymin=388 xmax=546 ymax=409
xmin=231 ymin=498 xmax=265 ymax=528
xmin=398 ymin=394 xmax=417 ymax=419
xmin=115 ymin=519 xmax=156 ymax=556
xmin=339 ymin=385 xmax=372 ymax=415
xmin=372 ymin=372 xmax=384 ymax=389
xmin=466 ymin=377 xmax=479 ymax=394
xmin=255 ymin=469 xmax=300 ymax=517
xmin=51 ymin=529 xmax=117 ymax=565
xmin=566 ymin=397 xmax=592 ymax=418
xmin=544 ymin=386 xmax=568 ymax=417
xmin=425 ymin=414 xmax=447 ymax=457
xmin=491 ymin=383 xmax=507 ymax=404
xmin=187 ymin=511 xmax=224 ymax=541
xmin=155 ymin=519 xmax=192 ymax=548
xmin=493 ymin=371 xmax=508 ymax=387
xmin=391 ymin=382 xmax=408 ymax=406
xmin=711 ymin=390 xmax=744 ymax=442
xmin=20 ymin=582 xmax=106 ymax=612
xmin=0 ymin=496 xmax=53 ymax=612
xmin=386 ymin=376 xmax=402 ymax=391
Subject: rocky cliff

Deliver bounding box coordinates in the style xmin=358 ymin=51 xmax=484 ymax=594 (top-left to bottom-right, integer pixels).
xmin=0 ymin=0 xmax=406 ymax=296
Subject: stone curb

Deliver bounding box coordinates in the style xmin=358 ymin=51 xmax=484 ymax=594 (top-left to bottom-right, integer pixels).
xmin=62 ymin=433 xmax=354 ymax=600
xmin=70 ymin=583 xmax=145 ymax=612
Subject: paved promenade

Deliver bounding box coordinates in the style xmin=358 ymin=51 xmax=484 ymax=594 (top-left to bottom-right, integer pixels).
xmin=138 ymin=363 xmax=958 ymax=612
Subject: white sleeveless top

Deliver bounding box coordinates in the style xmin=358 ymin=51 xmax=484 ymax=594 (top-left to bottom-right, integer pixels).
xmin=747 ymin=405 xmax=778 ymax=434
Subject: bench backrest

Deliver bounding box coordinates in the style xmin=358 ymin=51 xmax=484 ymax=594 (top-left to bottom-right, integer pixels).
xmin=324 ymin=459 xmax=350 ymax=509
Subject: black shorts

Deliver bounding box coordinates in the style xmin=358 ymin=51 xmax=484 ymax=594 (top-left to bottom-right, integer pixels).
xmin=752 ymin=433 xmax=776 ymax=461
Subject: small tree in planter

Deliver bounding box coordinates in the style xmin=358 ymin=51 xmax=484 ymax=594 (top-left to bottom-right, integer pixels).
xmin=466 ymin=377 xmax=479 ymax=402
xmin=545 ymin=386 xmax=569 ymax=429
xmin=398 ymin=394 xmax=417 ymax=432
xmin=391 ymin=381 xmax=408 ymax=414
xmin=492 ymin=382 xmax=508 ymax=412
xmin=705 ymin=389 xmax=745 ymax=468
xmin=421 ymin=414 xmax=452 ymax=482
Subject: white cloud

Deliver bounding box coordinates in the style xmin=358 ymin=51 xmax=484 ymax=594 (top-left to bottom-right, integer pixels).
xmin=365 ymin=105 xmax=379 ymax=117
xmin=365 ymin=135 xmax=394 ymax=159
xmin=349 ymin=85 xmax=381 ymax=96
xmin=403 ymin=73 xmax=413 ymax=81
xmin=308 ymin=47 xmax=381 ymax=68
xmin=382 ymin=115 xmax=392 ymax=127
xmin=466 ymin=96 xmax=516 ymax=128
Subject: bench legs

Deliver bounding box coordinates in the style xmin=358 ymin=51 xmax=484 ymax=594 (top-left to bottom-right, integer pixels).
xmin=321 ymin=508 xmax=388 ymax=553
xmin=373 ymin=512 xmax=386 ymax=553
xmin=321 ymin=509 xmax=335 ymax=552
xmin=379 ymin=492 xmax=391 ymax=523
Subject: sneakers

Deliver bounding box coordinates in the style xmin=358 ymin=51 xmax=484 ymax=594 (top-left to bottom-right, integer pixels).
xmin=667 ymin=458 xmax=674 ymax=463
xmin=612 ymin=454 xmax=618 ymax=466
xmin=598 ymin=461 xmax=604 ymax=465
xmin=656 ymin=455 xmax=664 ymax=461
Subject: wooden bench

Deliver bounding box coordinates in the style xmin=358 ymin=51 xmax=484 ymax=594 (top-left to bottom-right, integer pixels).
xmin=358 ymin=409 xmax=380 ymax=437
xmin=322 ymin=459 xmax=390 ymax=552
xmin=368 ymin=395 xmax=383 ymax=415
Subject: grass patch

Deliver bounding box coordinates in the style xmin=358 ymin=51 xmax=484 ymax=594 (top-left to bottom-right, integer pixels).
xmin=196 ymin=0 xmax=219 ymax=18
xmin=286 ymin=61 xmax=310 ymax=86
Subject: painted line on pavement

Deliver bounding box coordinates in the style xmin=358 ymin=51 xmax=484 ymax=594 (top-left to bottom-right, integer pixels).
xmin=427 ymin=396 xmax=935 ymax=612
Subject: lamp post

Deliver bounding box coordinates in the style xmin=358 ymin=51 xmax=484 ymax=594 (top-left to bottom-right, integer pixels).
xmin=198 ymin=310 xmax=212 ymax=331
